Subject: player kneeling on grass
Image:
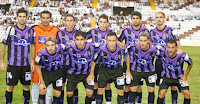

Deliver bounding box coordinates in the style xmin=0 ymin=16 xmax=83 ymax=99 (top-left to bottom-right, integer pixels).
xmin=157 ymin=39 xmax=193 ymax=104
xmin=92 ymin=32 xmax=127 ymax=104
xmin=35 ymin=37 xmax=63 ymax=104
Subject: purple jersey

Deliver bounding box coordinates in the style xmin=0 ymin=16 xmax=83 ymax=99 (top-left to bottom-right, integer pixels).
xmin=150 ymin=25 xmax=179 ymax=47
xmin=127 ymin=43 xmax=160 ymax=72
xmin=119 ymin=26 xmax=149 ymax=46
xmin=161 ymin=50 xmax=192 ymax=79
xmin=87 ymin=27 xmax=114 ymax=46
xmin=57 ymin=28 xmax=78 ymax=66
xmin=2 ymin=25 xmax=35 ymax=66
xmin=63 ymin=43 xmax=95 ymax=74
xmin=35 ymin=44 xmax=63 ymax=71
xmin=94 ymin=45 xmax=125 ymax=69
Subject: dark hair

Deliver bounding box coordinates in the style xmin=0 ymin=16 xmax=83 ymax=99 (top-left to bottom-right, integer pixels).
xmin=131 ymin=11 xmax=142 ymax=19
xmin=40 ymin=11 xmax=52 ymax=18
xmin=65 ymin=14 xmax=75 ymax=21
xmin=17 ymin=8 xmax=28 ymax=16
xmin=107 ymin=32 xmax=117 ymax=38
xmin=167 ymin=39 xmax=177 ymax=46
xmin=98 ymin=14 xmax=108 ymax=22
xmin=75 ymin=31 xmax=87 ymax=39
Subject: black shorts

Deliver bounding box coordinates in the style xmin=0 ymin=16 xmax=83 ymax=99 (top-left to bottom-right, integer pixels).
xmin=42 ymin=69 xmax=63 ymax=91
xmin=98 ymin=66 xmax=124 ymax=90
xmin=159 ymin=78 xmax=189 ymax=91
xmin=62 ymin=65 xmax=70 ymax=83
xmin=94 ymin=64 xmax=100 ymax=82
xmin=155 ymin=59 xmax=163 ymax=86
xmin=6 ymin=65 xmax=31 ymax=86
xmin=130 ymin=71 xmax=156 ymax=87
xmin=67 ymin=74 xmax=94 ymax=92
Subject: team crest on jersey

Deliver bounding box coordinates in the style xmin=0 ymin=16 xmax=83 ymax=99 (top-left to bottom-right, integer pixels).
xmin=88 ymin=51 xmax=91 ymax=56
xmin=177 ymin=62 xmax=179 ymax=66
xmin=104 ymin=55 xmax=107 ymax=59
xmin=51 ymin=32 xmax=54 ymax=36
xmin=118 ymin=54 xmax=121 ymax=59
xmin=166 ymin=33 xmax=169 ymax=39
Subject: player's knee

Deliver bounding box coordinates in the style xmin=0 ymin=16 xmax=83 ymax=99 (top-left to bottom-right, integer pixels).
xmin=62 ymin=84 xmax=65 ymax=90
xmin=117 ymin=90 xmax=124 ymax=96
xmin=94 ymin=82 xmax=98 ymax=89
xmin=171 ymin=86 xmax=177 ymax=91
xmin=6 ymin=86 xmax=14 ymax=92
xmin=137 ymin=86 xmax=142 ymax=92
xmin=40 ymin=89 xmax=47 ymax=95
xmin=86 ymin=90 xmax=93 ymax=98
xmin=158 ymin=90 xmax=166 ymax=98
xmin=183 ymin=91 xmax=190 ymax=99
xmin=148 ymin=87 xmax=154 ymax=92
xmin=97 ymin=88 xmax=105 ymax=95
xmin=130 ymin=86 xmax=138 ymax=92
xmin=23 ymin=85 xmax=30 ymax=91
xmin=54 ymin=91 xmax=61 ymax=98
xmin=105 ymin=84 xmax=111 ymax=90
xmin=124 ymin=85 xmax=130 ymax=92
xmin=67 ymin=91 xmax=74 ymax=97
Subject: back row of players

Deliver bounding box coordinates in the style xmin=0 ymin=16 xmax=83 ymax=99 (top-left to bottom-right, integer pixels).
xmin=0 ymin=8 xmax=193 ymax=104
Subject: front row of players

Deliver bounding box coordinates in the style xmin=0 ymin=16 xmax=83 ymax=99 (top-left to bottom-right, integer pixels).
xmin=36 ymin=31 xmax=192 ymax=104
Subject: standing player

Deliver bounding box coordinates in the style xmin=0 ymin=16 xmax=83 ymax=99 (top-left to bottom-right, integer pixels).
xmin=157 ymin=39 xmax=193 ymax=104
xmin=119 ymin=11 xmax=149 ymax=104
xmin=31 ymin=10 xmax=59 ymax=104
xmin=0 ymin=9 xmax=35 ymax=104
xmin=87 ymin=14 xmax=114 ymax=104
xmin=56 ymin=14 xmax=79 ymax=104
xmin=150 ymin=12 xmax=181 ymax=104
xmin=126 ymin=32 xmax=160 ymax=104
xmin=35 ymin=37 xmax=63 ymax=104
xmin=64 ymin=31 xmax=95 ymax=104
xmin=93 ymin=32 xmax=127 ymax=104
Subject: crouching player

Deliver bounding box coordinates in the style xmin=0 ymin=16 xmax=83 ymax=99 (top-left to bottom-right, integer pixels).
xmin=92 ymin=32 xmax=127 ymax=104
xmin=35 ymin=37 xmax=63 ymax=104
xmin=157 ymin=39 xmax=193 ymax=104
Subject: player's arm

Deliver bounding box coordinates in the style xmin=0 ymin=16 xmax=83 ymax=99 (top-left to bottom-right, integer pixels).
xmin=30 ymin=44 xmax=35 ymax=72
xmin=36 ymin=65 xmax=46 ymax=91
xmin=0 ymin=44 xmax=6 ymax=71
xmin=180 ymin=55 xmax=193 ymax=83
xmin=87 ymin=60 xmax=95 ymax=83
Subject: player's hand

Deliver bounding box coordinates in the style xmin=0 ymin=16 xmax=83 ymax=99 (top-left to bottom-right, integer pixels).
xmin=177 ymin=49 xmax=183 ymax=54
xmin=39 ymin=46 xmax=45 ymax=52
xmin=67 ymin=42 xmax=74 ymax=45
xmin=0 ymin=61 xmax=6 ymax=71
xmin=117 ymin=41 xmax=125 ymax=49
xmin=39 ymin=83 xmax=46 ymax=92
xmin=126 ymin=71 xmax=133 ymax=80
xmin=31 ymin=61 xmax=35 ymax=72
xmin=86 ymin=72 xmax=94 ymax=84
xmin=180 ymin=75 xmax=188 ymax=84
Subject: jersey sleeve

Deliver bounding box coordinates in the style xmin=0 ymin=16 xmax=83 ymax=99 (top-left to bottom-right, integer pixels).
xmin=93 ymin=49 xmax=102 ymax=62
xmin=149 ymin=30 xmax=154 ymax=42
xmin=118 ymin=29 xmax=126 ymax=42
xmin=86 ymin=29 xmax=93 ymax=39
xmin=169 ymin=28 xmax=179 ymax=41
xmin=35 ymin=52 xmax=44 ymax=66
xmin=2 ymin=26 xmax=13 ymax=45
xmin=183 ymin=53 xmax=192 ymax=65
xmin=30 ymin=28 xmax=35 ymax=44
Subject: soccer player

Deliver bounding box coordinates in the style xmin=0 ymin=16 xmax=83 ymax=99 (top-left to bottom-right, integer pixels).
xmin=150 ymin=12 xmax=181 ymax=104
xmin=126 ymin=31 xmax=160 ymax=104
xmin=119 ymin=11 xmax=149 ymax=104
xmin=93 ymin=32 xmax=127 ymax=104
xmin=0 ymin=9 xmax=35 ymax=104
xmin=157 ymin=39 xmax=193 ymax=104
xmin=64 ymin=31 xmax=95 ymax=104
xmin=31 ymin=10 xmax=59 ymax=104
xmin=87 ymin=14 xmax=114 ymax=104
xmin=56 ymin=13 xmax=79 ymax=104
xmin=35 ymin=37 xmax=63 ymax=104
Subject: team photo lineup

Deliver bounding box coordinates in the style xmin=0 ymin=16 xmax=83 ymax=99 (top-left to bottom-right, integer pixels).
xmin=0 ymin=0 xmax=200 ymax=104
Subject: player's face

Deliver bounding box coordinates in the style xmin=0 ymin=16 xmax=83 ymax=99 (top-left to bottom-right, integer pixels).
xmin=75 ymin=36 xmax=86 ymax=50
xmin=139 ymin=36 xmax=149 ymax=50
xmin=65 ymin=16 xmax=75 ymax=30
xmin=107 ymin=36 xmax=117 ymax=51
xmin=16 ymin=13 xmax=27 ymax=25
xmin=166 ymin=43 xmax=177 ymax=57
xmin=155 ymin=13 xmax=165 ymax=26
xmin=131 ymin=15 xmax=141 ymax=27
xmin=41 ymin=13 xmax=51 ymax=27
xmin=98 ymin=18 xmax=108 ymax=31
xmin=45 ymin=41 xmax=56 ymax=55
